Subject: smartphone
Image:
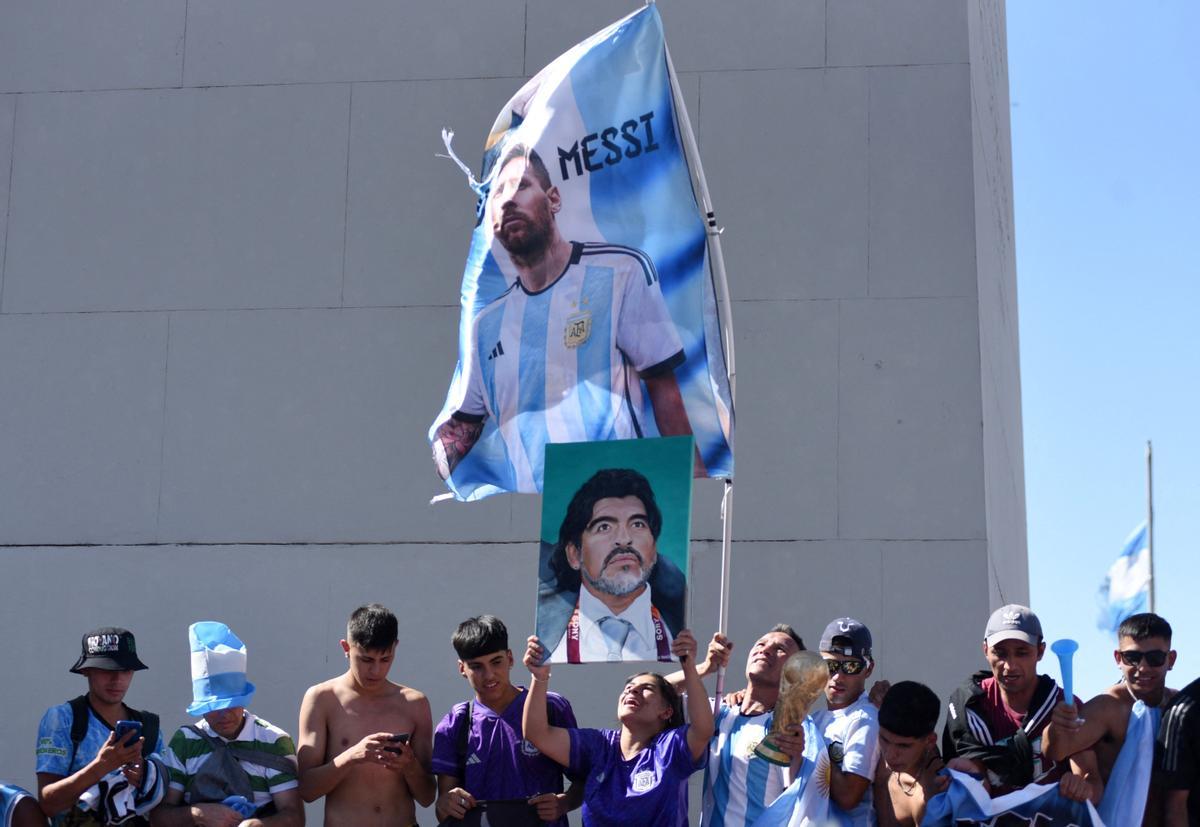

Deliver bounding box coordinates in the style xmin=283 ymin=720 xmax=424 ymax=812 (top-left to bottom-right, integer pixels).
xmin=383 ymin=733 xmax=410 ymax=754
xmin=114 ymin=720 xmax=142 ymax=746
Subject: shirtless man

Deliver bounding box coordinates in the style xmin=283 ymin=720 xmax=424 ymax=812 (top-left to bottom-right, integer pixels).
xmin=1044 ymin=612 xmax=1177 ymax=822
xmin=297 ymin=604 xmax=435 ymax=826
xmin=873 ymin=681 xmax=947 ymax=827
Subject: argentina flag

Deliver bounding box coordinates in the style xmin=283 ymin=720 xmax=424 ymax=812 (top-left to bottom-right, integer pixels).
xmin=922 ymin=770 xmax=1105 ymax=826
xmin=429 ymin=4 xmax=734 ymax=500
xmin=1096 ymin=522 xmax=1150 ymax=633
xmin=749 ymin=717 xmax=830 ymax=827
xmin=1097 ymin=700 xmax=1158 ymax=826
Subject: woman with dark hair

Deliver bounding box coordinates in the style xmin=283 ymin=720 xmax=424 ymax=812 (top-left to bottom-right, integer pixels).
xmin=522 ymin=630 xmax=714 ymax=826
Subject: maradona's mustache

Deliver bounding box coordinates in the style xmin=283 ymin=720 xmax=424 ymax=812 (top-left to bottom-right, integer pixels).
xmin=603 ymin=546 xmax=643 ymax=568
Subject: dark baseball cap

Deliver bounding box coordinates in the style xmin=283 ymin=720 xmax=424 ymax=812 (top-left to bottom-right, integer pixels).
xmin=819 ymin=618 xmax=873 ymax=659
xmin=69 ymin=627 xmax=148 ymax=673
xmin=984 ymin=605 xmax=1043 ymax=647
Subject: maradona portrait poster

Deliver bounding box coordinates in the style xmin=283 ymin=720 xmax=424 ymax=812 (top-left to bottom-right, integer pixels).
xmin=535 ymin=436 xmax=693 ymax=664
xmin=429 ymin=5 xmax=734 ymax=501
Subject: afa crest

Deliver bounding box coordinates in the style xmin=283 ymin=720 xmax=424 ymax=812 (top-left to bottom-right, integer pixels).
xmin=563 ymin=311 xmax=591 ymax=348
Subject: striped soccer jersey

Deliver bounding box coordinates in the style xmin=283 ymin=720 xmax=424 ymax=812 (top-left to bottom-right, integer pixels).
xmin=162 ymin=714 xmax=298 ymax=809
xmin=701 ymin=701 xmax=789 ymax=827
xmin=459 ymin=241 xmax=685 ymax=492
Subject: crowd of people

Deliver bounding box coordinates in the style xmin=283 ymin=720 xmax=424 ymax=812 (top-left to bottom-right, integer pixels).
xmin=3 ymin=605 xmax=1197 ymax=827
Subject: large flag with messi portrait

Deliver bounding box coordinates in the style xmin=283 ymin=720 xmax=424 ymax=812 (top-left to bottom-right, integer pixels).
xmin=429 ymin=5 xmax=734 ymax=500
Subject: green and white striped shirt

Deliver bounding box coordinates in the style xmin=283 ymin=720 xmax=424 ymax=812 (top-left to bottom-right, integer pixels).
xmin=163 ymin=713 xmax=298 ymax=808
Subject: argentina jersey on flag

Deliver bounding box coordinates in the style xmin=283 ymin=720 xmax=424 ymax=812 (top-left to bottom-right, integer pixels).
xmin=429 ymin=4 xmax=734 ymax=500
xmin=460 ymin=242 xmax=684 ymax=493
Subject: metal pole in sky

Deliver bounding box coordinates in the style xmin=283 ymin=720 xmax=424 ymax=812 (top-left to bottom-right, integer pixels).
xmin=664 ymin=43 xmax=736 ymax=714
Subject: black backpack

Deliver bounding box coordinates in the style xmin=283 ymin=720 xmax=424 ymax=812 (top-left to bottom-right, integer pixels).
xmin=67 ymin=695 xmax=160 ymax=770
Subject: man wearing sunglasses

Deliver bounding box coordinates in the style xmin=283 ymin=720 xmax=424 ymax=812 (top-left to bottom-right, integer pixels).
xmin=1043 ymin=612 xmax=1177 ymax=822
xmin=942 ymin=604 xmax=1100 ymax=804
xmin=813 ymin=618 xmax=880 ymax=826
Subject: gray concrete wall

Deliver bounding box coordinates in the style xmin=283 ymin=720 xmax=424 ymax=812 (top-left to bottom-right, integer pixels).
xmin=0 ymin=0 xmax=1024 ymax=821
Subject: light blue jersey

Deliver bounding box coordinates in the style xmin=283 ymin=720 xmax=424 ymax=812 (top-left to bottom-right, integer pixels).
xmin=1 ymin=784 xmax=34 ymax=827
xmin=458 ymin=241 xmax=684 ymax=492
xmin=701 ymin=701 xmax=789 ymax=827
xmin=36 ymin=701 xmax=164 ymax=778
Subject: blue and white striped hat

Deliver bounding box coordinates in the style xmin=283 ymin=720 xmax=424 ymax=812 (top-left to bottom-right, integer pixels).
xmin=186 ymin=621 xmax=256 ymax=716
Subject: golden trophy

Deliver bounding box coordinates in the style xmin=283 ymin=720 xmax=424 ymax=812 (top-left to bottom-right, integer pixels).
xmin=753 ymin=650 xmax=828 ymax=765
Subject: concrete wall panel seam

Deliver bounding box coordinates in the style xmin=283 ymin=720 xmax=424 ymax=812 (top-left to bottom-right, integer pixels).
xmin=0 ymin=96 xmax=18 ymax=313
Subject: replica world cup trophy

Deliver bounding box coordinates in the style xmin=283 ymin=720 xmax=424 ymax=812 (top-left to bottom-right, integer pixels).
xmin=754 ymin=650 xmax=828 ymax=765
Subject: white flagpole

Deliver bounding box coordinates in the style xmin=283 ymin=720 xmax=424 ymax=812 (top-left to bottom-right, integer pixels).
xmin=663 ymin=44 xmax=737 ymax=713
xmin=1146 ymin=440 xmax=1155 ymax=613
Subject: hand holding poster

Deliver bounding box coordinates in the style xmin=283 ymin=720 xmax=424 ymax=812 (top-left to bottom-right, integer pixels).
xmin=430 ymin=5 xmax=733 ymax=500
xmin=534 ymin=436 xmax=693 ymax=664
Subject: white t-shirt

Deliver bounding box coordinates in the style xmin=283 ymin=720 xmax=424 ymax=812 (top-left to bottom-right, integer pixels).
xmin=812 ymin=694 xmax=879 ymax=826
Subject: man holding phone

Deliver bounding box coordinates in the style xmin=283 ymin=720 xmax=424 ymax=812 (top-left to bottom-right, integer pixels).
xmin=432 ymin=616 xmax=582 ymax=825
xmin=153 ymin=622 xmax=303 ymax=827
xmin=297 ymin=604 xmax=435 ymax=825
xmin=36 ymin=626 xmax=163 ymax=825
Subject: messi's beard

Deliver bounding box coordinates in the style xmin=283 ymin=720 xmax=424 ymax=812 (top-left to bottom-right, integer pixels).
xmin=582 ymin=546 xmax=656 ymax=598
xmin=495 ymin=203 xmax=554 ymax=260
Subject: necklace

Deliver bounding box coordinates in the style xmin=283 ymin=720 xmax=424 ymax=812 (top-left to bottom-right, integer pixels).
xmin=1124 ymin=680 xmax=1171 ymax=709
xmin=895 ymin=751 xmax=939 ymax=797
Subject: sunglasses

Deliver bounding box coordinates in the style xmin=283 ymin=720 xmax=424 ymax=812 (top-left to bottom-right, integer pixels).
xmin=1119 ymin=649 xmax=1169 ymax=668
xmin=825 ymin=658 xmax=868 ymax=676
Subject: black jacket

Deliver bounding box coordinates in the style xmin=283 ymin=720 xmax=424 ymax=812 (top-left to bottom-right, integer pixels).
xmin=942 ymin=669 xmax=1063 ymax=791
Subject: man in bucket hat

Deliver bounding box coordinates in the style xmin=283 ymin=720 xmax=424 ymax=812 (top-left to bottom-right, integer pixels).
xmin=154 ymin=622 xmax=302 ymax=827
xmin=36 ymin=627 xmax=163 ymax=825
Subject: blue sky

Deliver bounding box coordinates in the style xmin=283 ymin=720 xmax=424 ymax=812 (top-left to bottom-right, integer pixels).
xmin=1008 ymin=1 xmax=1199 ymax=698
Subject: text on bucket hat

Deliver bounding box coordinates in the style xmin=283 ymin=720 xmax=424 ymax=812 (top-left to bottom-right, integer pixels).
xmin=186 ymin=621 xmax=256 ymax=717
xmin=70 ymin=627 xmax=148 ymax=673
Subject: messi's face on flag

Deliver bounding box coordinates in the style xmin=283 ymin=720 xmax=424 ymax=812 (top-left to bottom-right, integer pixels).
xmin=489 ymin=150 xmax=561 ymax=260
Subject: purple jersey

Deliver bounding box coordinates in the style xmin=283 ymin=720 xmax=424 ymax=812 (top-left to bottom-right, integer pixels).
xmin=568 ymin=726 xmax=702 ymax=827
xmin=433 ymin=688 xmax=577 ymax=827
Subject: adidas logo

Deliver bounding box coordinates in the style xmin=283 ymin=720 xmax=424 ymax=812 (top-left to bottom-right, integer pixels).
xmin=465 ymin=753 xmax=481 ymax=766
xmin=488 ymin=341 xmax=505 ymax=360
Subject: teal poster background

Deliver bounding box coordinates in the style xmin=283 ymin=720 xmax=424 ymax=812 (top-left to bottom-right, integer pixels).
xmin=540 ymin=435 xmax=694 ymax=575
